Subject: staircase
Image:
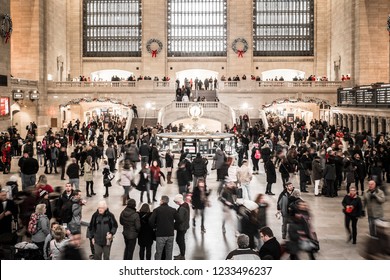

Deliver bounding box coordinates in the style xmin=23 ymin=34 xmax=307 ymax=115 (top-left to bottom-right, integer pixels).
xmin=193 ymin=90 xmax=217 ymax=101
xmin=130 ymin=118 xmax=158 ymax=130
xmin=249 ymin=118 xmax=263 ymax=129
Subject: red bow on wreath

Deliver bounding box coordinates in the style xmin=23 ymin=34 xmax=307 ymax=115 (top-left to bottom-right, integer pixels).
xmin=5 ymin=32 xmax=10 ymax=44
xmin=237 ymin=50 xmax=244 ymax=58
xmin=152 ymin=50 xmax=157 ymax=57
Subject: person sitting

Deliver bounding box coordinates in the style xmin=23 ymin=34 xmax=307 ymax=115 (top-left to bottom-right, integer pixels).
xmin=259 ymin=226 xmax=282 ymax=260
xmin=225 ymin=234 xmax=260 ymax=260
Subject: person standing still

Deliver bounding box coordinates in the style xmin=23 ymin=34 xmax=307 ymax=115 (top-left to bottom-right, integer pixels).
xmin=149 ymin=195 xmax=178 ymax=260
xmin=363 ymin=180 xmax=386 ymax=237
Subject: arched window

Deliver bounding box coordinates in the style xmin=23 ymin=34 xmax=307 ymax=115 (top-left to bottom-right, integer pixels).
xmin=83 ymin=0 xmax=142 ymax=57
xmin=167 ymin=0 xmax=227 ymax=57
xmin=253 ymin=0 xmax=314 ymax=56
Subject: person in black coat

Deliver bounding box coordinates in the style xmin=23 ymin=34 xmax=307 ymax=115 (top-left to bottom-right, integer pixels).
xmin=177 ymin=160 xmax=190 ymax=195
xmin=191 ymin=179 xmax=210 ymax=233
xmin=149 ymin=195 xmax=178 ymax=260
xmin=259 ymin=226 xmax=281 ymax=260
xmin=138 ymin=203 xmax=154 ymax=260
xmin=264 ymin=156 xmax=276 ymax=195
xmin=341 ymin=186 xmax=363 ymax=244
xmin=353 ymin=153 xmax=366 ymax=195
xmin=173 ymin=194 xmax=190 ymax=260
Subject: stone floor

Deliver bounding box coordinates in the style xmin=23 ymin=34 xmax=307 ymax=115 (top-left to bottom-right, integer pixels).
xmin=2 ymin=156 xmax=389 ymax=260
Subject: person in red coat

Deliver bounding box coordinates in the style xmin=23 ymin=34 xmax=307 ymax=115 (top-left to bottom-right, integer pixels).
xmin=1 ymin=142 xmax=12 ymax=174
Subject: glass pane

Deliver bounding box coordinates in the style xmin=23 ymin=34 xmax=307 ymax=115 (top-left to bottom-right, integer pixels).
xmin=167 ymin=0 xmax=227 ymax=57
xmin=83 ymin=0 xmax=142 ymax=57
xmin=253 ymin=0 xmax=314 ymax=56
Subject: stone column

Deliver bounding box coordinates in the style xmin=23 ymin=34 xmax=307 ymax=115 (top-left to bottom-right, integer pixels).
xmin=386 ymin=118 xmax=390 ymax=135
xmin=343 ymin=114 xmax=348 ymax=128
xmin=377 ymin=117 xmax=382 ymax=134
xmin=352 ymin=115 xmax=358 ymax=133
xmin=358 ymin=115 xmax=364 ymax=132
xmin=333 ymin=113 xmax=338 ymax=126
xmin=365 ymin=117 xmax=370 ymax=133
xmin=371 ymin=117 xmax=377 ymax=136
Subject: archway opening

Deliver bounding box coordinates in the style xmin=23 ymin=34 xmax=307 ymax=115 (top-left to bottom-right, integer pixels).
xmin=175 ymin=69 xmax=219 ymax=87
xmin=261 ymin=69 xmax=305 ymax=81
xmin=90 ymin=69 xmax=134 ymax=81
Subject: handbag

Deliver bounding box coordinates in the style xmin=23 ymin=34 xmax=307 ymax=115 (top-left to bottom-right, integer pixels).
xmin=299 ymin=239 xmax=320 ymax=252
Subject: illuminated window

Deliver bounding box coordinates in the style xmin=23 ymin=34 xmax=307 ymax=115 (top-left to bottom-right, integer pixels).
xmin=167 ymin=0 xmax=227 ymax=57
xmin=253 ymin=0 xmax=314 ymax=56
xmin=83 ymin=0 xmax=142 ymax=57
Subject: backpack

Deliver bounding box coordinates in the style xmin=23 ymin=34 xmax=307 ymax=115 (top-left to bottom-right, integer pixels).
xmin=28 ymin=213 xmax=40 ymax=235
xmin=61 ymin=200 xmax=76 ymax=223
xmin=254 ymin=149 xmax=261 ymax=160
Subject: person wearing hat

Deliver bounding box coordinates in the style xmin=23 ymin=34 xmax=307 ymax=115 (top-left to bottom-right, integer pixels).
xmin=173 ymin=194 xmax=190 ymax=260
xmin=37 ymin=189 xmax=52 ymax=220
xmin=120 ymin=198 xmax=140 ymax=260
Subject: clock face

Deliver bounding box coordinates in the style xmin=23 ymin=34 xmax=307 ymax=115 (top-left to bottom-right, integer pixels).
xmin=189 ymin=104 xmax=203 ymax=118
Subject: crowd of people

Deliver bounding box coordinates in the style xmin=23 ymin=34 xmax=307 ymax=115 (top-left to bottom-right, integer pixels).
xmin=0 ymin=106 xmax=389 ymax=260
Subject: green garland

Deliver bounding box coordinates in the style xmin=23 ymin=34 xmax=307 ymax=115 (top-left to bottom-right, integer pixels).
xmin=1 ymin=14 xmax=12 ymax=43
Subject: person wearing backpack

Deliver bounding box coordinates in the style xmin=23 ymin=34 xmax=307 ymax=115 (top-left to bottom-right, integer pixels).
xmin=251 ymin=143 xmax=261 ymax=174
xmin=88 ymin=200 xmax=118 ymax=260
xmin=30 ymin=203 xmax=50 ymax=258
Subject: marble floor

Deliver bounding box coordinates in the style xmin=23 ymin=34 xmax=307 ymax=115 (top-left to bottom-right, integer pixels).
xmin=2 ymin=156 xmax=389 ymax=260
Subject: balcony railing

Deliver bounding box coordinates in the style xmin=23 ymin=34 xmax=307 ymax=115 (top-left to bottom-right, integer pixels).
xmin=220 ymin=80 xmax=343 ymax=89
xmin=10 ymin=78 xmax=38 ymax=86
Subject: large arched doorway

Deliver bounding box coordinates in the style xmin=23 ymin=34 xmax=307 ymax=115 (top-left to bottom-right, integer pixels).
xmin=175 ymin=69 xmax=219 ymax=87
xmin=90 ymin=69 xmax=134 ymax=81
xmin=261 ymin=69 xmax=305 ymax=81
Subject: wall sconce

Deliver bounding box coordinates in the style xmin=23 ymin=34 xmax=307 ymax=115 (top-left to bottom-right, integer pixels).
xmin=29 ymin=90 xmax=40 ymax=101
xmin=12 ymin=89 xmax=24 ymax=100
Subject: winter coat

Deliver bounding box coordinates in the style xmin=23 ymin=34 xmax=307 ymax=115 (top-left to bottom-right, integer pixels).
xmin=174 ymin=203 xmax=190 ymax=231
xmin=191 ymin=156 xmax=207 ymax=177
xmin=342 ymin=194 xmax=363 ymax=217
xmin=68 ymin=199 xmax=82 ymax=234
xmin=311 ymin=159 xmax=323 ymax=181
xmin=264 ymin=159 xmax=276 ymax=183
xmin=83 ymin=162 xmax=93 ymax=182
xmin=137 ymin=169 xmax=150 ymax=191
xmin=363 ymin=188 xmax=386 ymax=219
xmin=120 ymin=207 xmax=141 ymax=240
xmin=120 ymin=168 xmax=134 ymax=187
xmin=277 ymin=189 xmax=292 ymax=216
xmin=324 ymin=163 xmax=336 ymax=180
xmin=192 ymin=186 xmax=210 ymax=210
xmin=343 ymin=159 xmax=355 ymax=184
xmin=138 ymin=212 xmax=155 ymax=246
xmin=165 ymin=153 xmax=174 ymax=168
xmin=213 ymin=150 xmax=226 ymax=169
xmin=31 ymin=214 xmax=50 ymax=243
xmin=88 ymin=209 xmax=118 ymax=246
xmin=353 ymin=159 xmax=366 ymax=180
xmin=177 ymin=167 xmax=190 ymax=186
xmin=149 ymin=204 xmax=178 ymax=237
xmin=237 ymin=163 xmax=253 ymax=184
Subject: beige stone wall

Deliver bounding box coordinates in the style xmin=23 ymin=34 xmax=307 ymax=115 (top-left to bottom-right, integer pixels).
xmin=329 ymin=0 xmax=355 ymax=81
xmin=10 ymin=0 xmax=40 ymax=80
xmin=330 ymin=0 xmax=390 ymax=85
xmin=46 ymin=0 xmax=67 ymax=82
xmin=0 ymin=0 xmax=11 ymax=131
xmin=356 ymin=0 xmax=390 ymax=85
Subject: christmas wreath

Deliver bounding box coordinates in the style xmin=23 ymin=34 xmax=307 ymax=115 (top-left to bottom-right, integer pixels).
xmin=146 ymin=38 xmax=163 ymax=57
xmin=1 ymin=14 xmax=12 ymax=43
xmin=232 ymin=38 xmax=249 ymax=58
